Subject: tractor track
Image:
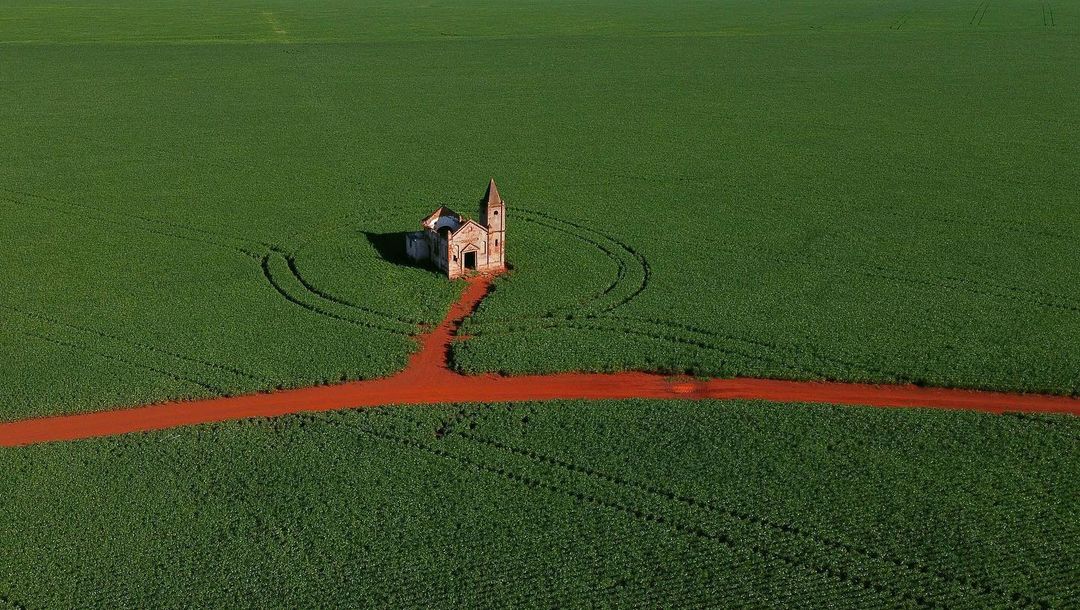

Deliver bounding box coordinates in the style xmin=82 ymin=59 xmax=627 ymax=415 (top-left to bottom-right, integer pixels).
xmin=424 ymin=414 xmax=1049 ymax=608
xmin=2 ymin=275 xmax=1078 ymax=447
xmin=354 ymin=420 xmax=940 ymax=608
xmin=10 ymin=187 xmax=1072 ymax=397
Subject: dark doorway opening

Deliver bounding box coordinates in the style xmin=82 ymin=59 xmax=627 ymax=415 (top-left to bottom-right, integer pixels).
xmin=464 ymin=251 xmax=477 ymax=271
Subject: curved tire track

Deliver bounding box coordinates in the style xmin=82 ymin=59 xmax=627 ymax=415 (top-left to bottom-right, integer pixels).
xmin=515 ymin=208 xmax=650 ymax=316
xmin=260 ymin=252 xmax=415 ymax=335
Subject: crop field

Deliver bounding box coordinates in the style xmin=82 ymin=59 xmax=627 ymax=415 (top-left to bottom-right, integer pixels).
xmin=2 ymin=1 xmax=1079 ymax=605
xmin=2 ymin=0 xmax=1080 ymax=422
xmin=1 ymin=399 xmax=1077 ymax=607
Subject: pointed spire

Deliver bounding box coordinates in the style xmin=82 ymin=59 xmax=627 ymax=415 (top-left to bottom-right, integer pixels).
xmin=484 ymin=178 xmax=502 ymax=207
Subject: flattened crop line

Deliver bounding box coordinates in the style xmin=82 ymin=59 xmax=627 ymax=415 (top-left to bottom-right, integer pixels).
xmin=0 ymin=303 xmax=271 ymax=385
xmin=528 ymin=208 xmax=651 ymax=314
xmin=0 ymin=191 xmax=265 ymax=258
xmin=466 ymin=313 xmax=913 ymax=383
xmin=515 ymin=212 xmax=627 ymax=309
xmin=354 ymin=423 xmax=934 ymax=608
xmin=451 ymin=429 xmax=1052 ymax=609
xmin=515 ymin=208 xmax=650 ymax=315
xmin=260 ymin=253 xmax=413 ymax=335
xmin=608 ymin=314 xmax=924 ymax=383
xmin=969 ymin=1 xmax=989 ymax=25
xmin=21 ymin=331 xmax=226 ymax=395
xmin=563 ymin=320 xmax=808 ymax=375
xmin=1 ymin=188 xmax=268 ymax=250
xmin=861 ymin=265 xmax=1080 ymax=315
xmin=459 ymin=318 xmax=806 ymax=375
xmin=280 ymin=250 xmax=425 ymax=328
xmin=707 ymin=240 xmax=1080 ymax=317
xmin=1044 ymin=2 xmax=1055 ymax=26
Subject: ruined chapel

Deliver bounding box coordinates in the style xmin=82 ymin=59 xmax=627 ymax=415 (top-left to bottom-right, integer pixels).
xmin=405 ymin=179 xmax=507 ymax=279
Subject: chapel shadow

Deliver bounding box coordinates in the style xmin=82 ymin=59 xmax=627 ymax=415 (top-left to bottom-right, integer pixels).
xmin=364 ymin=231 xmax=436 ymax=271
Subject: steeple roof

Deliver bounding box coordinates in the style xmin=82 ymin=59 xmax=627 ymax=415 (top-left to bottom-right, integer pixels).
xmin=483 ymin=178 xmax=502 ymax=207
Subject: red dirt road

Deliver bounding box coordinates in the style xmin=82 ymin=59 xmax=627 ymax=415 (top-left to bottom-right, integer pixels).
xmin=2 ymin=277 xmax=1078 ymax=447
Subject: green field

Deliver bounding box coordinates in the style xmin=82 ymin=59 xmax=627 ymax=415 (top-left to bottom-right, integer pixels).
xmin=3 ymin=2 xmax=1079 ymax=605
xmin=2 ymin=0 xmax=1079 ymax=421
xmin=2 ymin=399 xmax=1077 ymax=607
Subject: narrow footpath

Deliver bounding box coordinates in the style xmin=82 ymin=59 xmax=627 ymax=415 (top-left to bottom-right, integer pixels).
xmin=2 ymin=276 xmax=1078 ymax=447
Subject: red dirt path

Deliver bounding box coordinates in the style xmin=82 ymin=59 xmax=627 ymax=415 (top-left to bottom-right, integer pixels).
xmin=2 ymin=276 xmax=1078 ymax=447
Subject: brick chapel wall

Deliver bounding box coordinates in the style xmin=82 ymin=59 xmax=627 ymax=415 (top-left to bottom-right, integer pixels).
xmin=447 ymin=224 xmax=488 ymax=279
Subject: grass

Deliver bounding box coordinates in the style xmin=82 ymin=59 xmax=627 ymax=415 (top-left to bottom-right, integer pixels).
xmin=1 ymin=399 xmax=1076 ymax=607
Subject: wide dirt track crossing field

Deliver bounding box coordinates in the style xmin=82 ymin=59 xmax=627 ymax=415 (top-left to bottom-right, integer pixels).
xmin=1 ymin=0 xmax=1078 ymax=607
xmin=2 ymin=275 xmax=1079 ymax=447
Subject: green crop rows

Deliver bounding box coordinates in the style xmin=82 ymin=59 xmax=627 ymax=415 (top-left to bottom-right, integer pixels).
xmin=1 ymin=399 xmax=1076 ymax=607
xmin=4 ymin=0 xmax=1080 ymax=421
xmin=3 ymin=2 xmax=1078 ymax=605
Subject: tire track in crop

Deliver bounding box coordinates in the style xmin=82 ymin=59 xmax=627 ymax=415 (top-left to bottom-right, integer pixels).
xmin=969 ymin=1 xmax=990 ymax=26
xmin=362 ymin=412 xmax=910 ymax=604
xmin=4 ymin=188 xmax=425 ymax=349
xmin=260 ymin=252 xmax=414 ymax=335
xmin=609 ymin=315 xmax=923 ymax=383
xmin=1042 ymin=2 xmax=1055 ymax=26
xmin=516 ymin=208 xmax=649 ymax=315
xmin=462 ymin=317 xmax=816 ymax=378
xmin=704 ymin=241 xmax=1080 ymax=316
xmin=314 ymin=482 xmax=728 ymax=609
xmin=315 ymin=408 xmax=738 ymax=608
xmin=279 ymin=250 xmax=424 ymax=329
xmin=288 ymin=250 xmax=428 ymax=327
xmin=353 ymin=421 xmax=935 ymax=609
xmin=460 ymin=211 xmax=915 ymax=380
xmin=423 ymin=407 xmax=1058 ymax=606
xmin=862 ymin=265 xmax=1080 ymax=315
xmin=0 ymin=188 xmax=268 ymax=258
xmin=443 ymin=425 xmax=1050 ymax=609
xmin=482 ymin=200 xmax=1077 ymax=381
xmin=21 ymin=331 xmax=226 ymax=395
xmin=466 ymin=216 xmax=1074 ymax=384
xmin=1 ymin=303 xmax=271 ymax=385
xmin=514 ymin=213 xmax=627 ymax=312
xmin=466 ymin=313 xmax=917 ymax=383
xmin=272 ymin=210 xmax=432 ymax=329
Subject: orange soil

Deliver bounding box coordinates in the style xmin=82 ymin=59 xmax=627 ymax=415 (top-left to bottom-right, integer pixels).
xmin=2 ymin=276 xmax=1078 ymax=447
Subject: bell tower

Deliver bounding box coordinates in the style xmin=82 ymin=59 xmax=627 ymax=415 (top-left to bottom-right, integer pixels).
xmin=481 ymin=178 xmax=506 ymax=269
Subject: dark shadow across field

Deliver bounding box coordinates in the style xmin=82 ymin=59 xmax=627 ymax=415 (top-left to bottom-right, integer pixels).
xmin=363 ymin=231 xmax=439 ymax=273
